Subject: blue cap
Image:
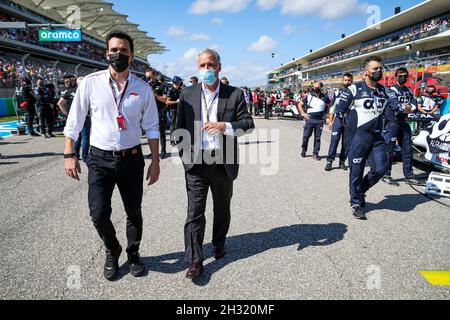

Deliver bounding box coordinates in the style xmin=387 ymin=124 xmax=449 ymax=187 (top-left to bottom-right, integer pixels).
xmin=173 ymin=75 xmax=183 ymax=83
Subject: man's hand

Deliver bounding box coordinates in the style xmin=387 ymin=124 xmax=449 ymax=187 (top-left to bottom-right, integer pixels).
xmin=404 ymin=104 xmax=413 ymax=114
xmin=203 ymin=122 xmax=226 ymax=134
xmin=146 ymin=160 xmax=160 ymax=186
xmin=302 ymin=113 xmax=310 ymax=121
xmin=65 ymin=157 xmax=81 ymax=181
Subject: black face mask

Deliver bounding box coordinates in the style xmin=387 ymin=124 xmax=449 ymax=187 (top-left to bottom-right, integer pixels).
xmin=397 ymin=75 xmax=408 ymax=85
xmin=108 ymin=53 xmax=130 ymax=73
xmin=369 ymin=70 xmax=383 ymax=82
xmin=314 ymin=88 xmax=321 ymax=94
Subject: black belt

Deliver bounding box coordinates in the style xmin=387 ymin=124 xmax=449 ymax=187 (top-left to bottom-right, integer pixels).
xmin=91 ymin=146 xmax=142 ymax=158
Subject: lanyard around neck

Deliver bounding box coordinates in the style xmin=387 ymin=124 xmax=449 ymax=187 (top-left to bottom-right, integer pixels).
xmin=109 ymin=78 xmax=129 ymax=115
xmin=202 ymin=90 xmax=219 ymax=123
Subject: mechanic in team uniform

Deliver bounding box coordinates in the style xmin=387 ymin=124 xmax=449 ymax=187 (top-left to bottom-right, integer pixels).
xmin=150 ymin=72 xmax=170 ymax=159
xmin=298 ymin=82 xmax=331 ymax=160
xmin=325 ymin=73 xmax=353 ymax=171
xmin=382 ymin=67 xmax=421 ymax=186
xmin=166 ymin=75 xmax=183 ymax=146
xmin=58 ymin=76 xmax=77 ymax=116
xmin=20 ymin=77 xmax=39 ymax=136
xmin=335 ymin=56 xmax=393 ymax=220
xmin=416 ymin=84 xmax=444 ymax=130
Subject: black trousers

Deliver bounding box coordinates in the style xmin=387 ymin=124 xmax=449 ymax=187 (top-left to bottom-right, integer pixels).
xmin=37 ymin=105 xmax=53 ymax=134
xmin=25 ymin=104 xmax=37 ymax=134
xmin=170 ymin=107 xmax=177 ymax=142
xmin=86 ymin=146 xmax=145 ymax=253
xmin=158 ymin=106 xmax=167 ymax=152
xmin=184 ymin=161 xmax=233 ymax=263
xmin=302 ymin=118 xmax=324 ymax=156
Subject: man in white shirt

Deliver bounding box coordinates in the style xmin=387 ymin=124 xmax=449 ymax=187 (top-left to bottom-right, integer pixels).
xmin=63 ymin=31 xmax=160 ymax=281
xmin=175 ymin=49 xmax=254 ymax=279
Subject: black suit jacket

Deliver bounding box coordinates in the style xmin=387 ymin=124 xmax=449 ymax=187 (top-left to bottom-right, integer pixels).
xmin=175 ymin=83 xmax=255 ymax=181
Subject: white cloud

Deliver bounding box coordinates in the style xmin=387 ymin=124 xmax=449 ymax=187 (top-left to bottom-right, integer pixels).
xmin=278 ymin=0 xmax=367 ymax=19
xmin=256 ymin=0 xmax=278 ymax=10
xmin=209 ymin=44 xmax=224 ymax=51
xmin=183 ymin=48 xmax=200 ymax=61
xmin=189 ymin=0 xmax=251 ymax=14
xmin=323 ymin=21 xmax=334 ymax=31
xmin=166 ymin=26 xmax=211 ymax=42
xmin=166 ymin=26 xmax=188 ymax=38
xmin=283 ymin=24 xmax=296 ymax=35
xmin=248 ymin=35 xmax=278 ymax=52
xmin=149 ymin=55 xmax=269 ymax=87
xmin=210 ymin=17 xmax=224 ymax=25
xmin=190 ymin=33 xmax=211 ymax=41
xmin=221 ymin=60 xmax=269 ymax=87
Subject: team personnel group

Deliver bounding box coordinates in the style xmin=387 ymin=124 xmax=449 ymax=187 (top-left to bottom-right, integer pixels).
xmin=299 ymin=56 xmax=443 ymax=220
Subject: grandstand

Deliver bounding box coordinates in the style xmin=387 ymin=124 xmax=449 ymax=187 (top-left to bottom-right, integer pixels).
xmin=0 ymin=0 xmax=167 ymax=117
xmin=267 ymin=0 xmax=450 ymax=113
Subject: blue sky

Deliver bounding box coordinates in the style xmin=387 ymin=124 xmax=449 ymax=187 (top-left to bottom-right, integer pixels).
xmin=112 ymin=0 xmax=424 ymax=86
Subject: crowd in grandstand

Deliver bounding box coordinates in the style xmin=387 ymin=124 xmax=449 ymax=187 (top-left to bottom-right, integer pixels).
xmin=275 ymin=14 xmax=450 ymax=78
xmin=0 ymin=56 xmax=60 ymax=87
xmin=308 ymin=15 xmax=449 ymax=69
xmin=0 ymin=13 xmax=148 ymax=81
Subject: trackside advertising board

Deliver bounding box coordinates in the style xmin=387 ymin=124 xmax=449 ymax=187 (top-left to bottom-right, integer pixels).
xmin=39 ymin=29 xmax=82 ymax=42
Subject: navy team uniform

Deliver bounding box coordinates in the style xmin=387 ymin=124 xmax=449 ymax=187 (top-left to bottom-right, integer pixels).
xmin=326 ymin=89 xmax=347 ymax=163
xmin=416 ymin=93 xmax=443 ymax=130
xmin=301 ymin=93 xmax=330 ymax=157
xmin=383 ymin=84 xmax=417 ymax=179
xmin=335 ymin=81 xmax=390 ymax=206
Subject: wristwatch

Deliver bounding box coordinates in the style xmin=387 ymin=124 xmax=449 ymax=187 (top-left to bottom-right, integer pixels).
xmin=64 ymin=153 xmax=77 ymax=159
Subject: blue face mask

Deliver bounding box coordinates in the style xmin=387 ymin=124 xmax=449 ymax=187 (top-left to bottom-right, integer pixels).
xmin=199 ymin=69 xmax=217 ymax=86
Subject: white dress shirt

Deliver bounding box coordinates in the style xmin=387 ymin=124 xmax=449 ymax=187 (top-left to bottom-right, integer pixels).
xmin=201 ymin=82 xmax=234 ymax=150
xmin=64 ymin=69 xmax=159 ymax=151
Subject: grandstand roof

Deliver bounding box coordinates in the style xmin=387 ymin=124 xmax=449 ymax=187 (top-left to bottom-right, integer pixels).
xmin=9 ymin=0 xmax=167 ymax=59
xmin=270 ymin=0 xmax=450 ymax=73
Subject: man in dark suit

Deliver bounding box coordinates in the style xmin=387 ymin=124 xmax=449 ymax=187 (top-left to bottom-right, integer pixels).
xmin=175 ymin=48 xmax=255 ymax=279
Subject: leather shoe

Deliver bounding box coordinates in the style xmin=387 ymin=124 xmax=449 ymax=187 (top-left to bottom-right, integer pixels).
xmin=213 ymin=248 xmax=226 ymax=260
xmin=186 ymin=261 xmax=203 ymax=279
xmin=127 ymin=252 xmax=145 ymax=277
xmin=104 ymin=245 xmax=122 ymax=281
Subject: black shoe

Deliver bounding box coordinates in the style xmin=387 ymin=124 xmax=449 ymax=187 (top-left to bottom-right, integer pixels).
xmin=325 ymin=161 xmax=332 ymax=171
xmin=301 ymin=151 xmax=306 ymax=158
xmin=339 ymin=161 xmax=347 ymax=171
xmin=352 ymin=205 xmax=366 ymax=220
xmin=127 ymin=252 xmax=145 ymax=277
xmin=361 ymin=194 xmax=367 ymax=208
xmin=405 ymin=177 xmax=420 ymax=185
xmin=382 ymin=176 xmax=399 ymax=186
xmin=186 ymin=261 xmax=203 ymax=279
xmin=104 ymin=245 xmax=122 ymax=281
xmin=49 ymin=133 xmax=55 ymax=138
xmin=160 ymin=151 xmax=167 ymax=159
xmin=213 ymin=247 xmax=226 ymax=260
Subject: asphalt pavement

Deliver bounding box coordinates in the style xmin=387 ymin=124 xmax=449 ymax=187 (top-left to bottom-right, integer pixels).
xmin=0 ymin=117 xmax=449 ymax=300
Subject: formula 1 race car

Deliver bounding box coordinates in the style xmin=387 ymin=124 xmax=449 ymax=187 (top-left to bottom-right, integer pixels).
xmin=412 ymin=113 xmax=450 ymax=173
